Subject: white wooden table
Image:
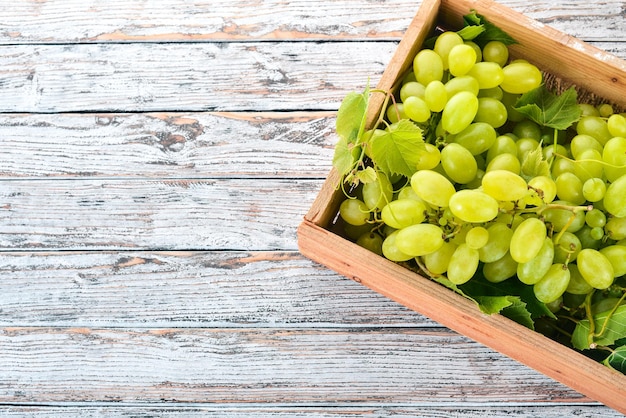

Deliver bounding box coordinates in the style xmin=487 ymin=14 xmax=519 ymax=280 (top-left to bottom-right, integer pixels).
xmin=1 ymin=1 xmax=624 ymax=416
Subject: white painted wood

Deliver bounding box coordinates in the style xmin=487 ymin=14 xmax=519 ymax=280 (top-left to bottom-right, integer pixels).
xmin=0 ymin=112 xmax=335 ymax=179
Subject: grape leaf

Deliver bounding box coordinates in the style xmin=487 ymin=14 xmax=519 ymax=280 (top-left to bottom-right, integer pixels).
xmin=332 ymin=136 xmax=360 ymax=179
xmin=520 ymin=143 xmax=550 ymax=180
xmin=457 ymin=25 xmax=485 ymax=41
xmin=514 ymin=85 xmax=582 ymax=130
xmin=369 ymin=120 xmax=424 ymax=178
xmin=462 ymin=10 xmax=517 ymax=46
xmin=333 ymin=88 xmax=370 ymax=178
xmin=604 ymin=345 xmax=626 ymax=374
xmin=572 ymin=304 xmax=626 ymax=350
xmin=356 ymin=166 xmax=377 ymax=184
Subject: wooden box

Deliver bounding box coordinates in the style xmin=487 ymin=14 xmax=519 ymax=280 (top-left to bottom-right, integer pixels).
xmin=297 ymin=0 xmax=626 ymax=413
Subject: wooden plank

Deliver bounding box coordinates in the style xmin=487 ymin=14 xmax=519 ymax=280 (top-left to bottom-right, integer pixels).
xmin=0 ymin=179 xmax=321 ymax=251
xmin=0 ymin=112 xmax=335 ymax=179
xmin=0 ymin=41 xmax=623 ymax=113
xmin=0 ymin=42 xmax=393 ymax=113
xmin=0 ymin=0 xmax=624 ymax=43
xmin=0 ymin=251 xmax=431 ymax=327
xmin=0 ymin=405 xmax=621 ymax=417
xmin=0 ymin=327 xmax=594 ymax=405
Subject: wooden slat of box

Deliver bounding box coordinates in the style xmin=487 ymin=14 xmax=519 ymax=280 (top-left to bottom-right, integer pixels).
xmin=298 ymin=0 xmax=626 ymax=414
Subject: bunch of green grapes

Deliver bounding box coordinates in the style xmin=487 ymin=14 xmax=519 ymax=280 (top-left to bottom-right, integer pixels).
xmin=337 ymin=30 xmax=626 ymax=307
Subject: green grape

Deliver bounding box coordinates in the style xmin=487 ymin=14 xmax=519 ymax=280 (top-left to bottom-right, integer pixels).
xmin=395 ymin=223 xmax=445 ymax=257
xmin=478 ymin=86 xmax=504 ymax=101
xmin=413 ymin=49 xmax=444 ymax=85
xmin=403 ymin=96 xmax=431 ymax=123
xmin=400 ymin=81 xmax=426 ymax=102
xmin=467 ymin=62 xmax=504 ymax=89
xmin=397 ymin=185 xmax=424 ymax=202
xmin=484 ymin=251 xmax=517 ymax=283
xmin=599 ymin=245 xmax=626 ymax=277
xmin=604 ymin=175 xmax=626 ymax=217
xmin=339 ymin=198 xmax=370 ymax=226
xmin=579 ymin=103 xmax=600 ymax=117
xmin=449 ymin=122 xmax=497 ymax=156
xmin=576 ymin=248 xmax=615 ymax=289
xmin=602 ymin=136 xmax=626 ymax=182
xmin=527 ymin=175 xmax=557 ymax=205
xmin=585 ymin=208 xmax=607 ymax=228
xmin=576 ymin=116 xmax=612 ymax=145
xmin=464 ymin=41 xmax=482 ymax=62
xmin=362 ymin=172 xmax=393 ymax=211
xmin=582 ymin=178 xmax=606 ymax=202
xmin=386 ymin=103 xmax=407 ymax=123
xmin=553 ymin=231 xmax=582 ymax=264
xmin=501 ymin=91 xmax=525 ymax=122
xmin=482 ymin=169 xmax=529 ymax=201
xmin=424 ymin=80 xmax=448 ymax=112
xmin=479 ymin=222 xmax=514 ymax=263
xmin=533 ymin=263 xmax=571 ymax=303
xmin=607 ymin=113 xmax=626 ymax=137
xmin=542 ymin=201 xmax=586 ymax=233
xmin=542 ymin=143 xmax=569 ymax=162
xmin=517 ymin=237 xmax=554 ymax=285
xmin=551 ymin=157 xmax=577 ymax=179
xmin=356 ymin=231 xmax=383 ymax=255
xmin=500 ymin=62 xmax=543 ymax=94
xmin=482 ymin=40 xmax=509 ymax=67
xmin=510 ymin=217 xmax=547 ymax=263
xmin=448 ymin=43 xmax=477 ymax=76
xmin=433 ymin=31 xmax=464 ymax=69
xmin=573 ymin=148 xmax=604 ymax=183
xmin=381 ymin=199 xmax=427 ymax=229
xmin=486 ymin=153 xmax=521 ymax=174
xmin=565 ymin=264 xmax=594 ymax=295
xmin=444 ymin=75 xmax=480 ymax=98
xmin=605 ymin=216 xmax=626 ymax=240
xmin=448 ymin=190 xmax=499 ymax=223
xmin=512 ymin=119 xmax=542 ymax=141
xmin=343 ymin=223 xmax=372 ymax=241
xmin=411 ymin=169 xmax=456 ymax=208
xmin=597 ymin=103 xmax=614 ymax=118
xmin=474 ymin=97 xmax=508 ymax=128
xmin=486 ymin=135 xmax=517 ymax=163
xmin=516 ymin=138 xmax=540 ymax=161
xmin=441 ymin=143 xmax=477 ymax=184
xmin=382 ymin=230 xmax=414 ymax=262
xmin=447 ymin=243 xmax=480 ymax=285
xmin=465 ymin=226 xmax=489 ymax=249
xmin=570 ymin=134 xmax=603 ymax=160
xmin=441 ymin=91 xmax=479 ymax=134
xmin=577 ymin=225 xmax=602 ymax=249
xmin=423 ymin=241 xmax=457 ymax=275
xmin=415 ymin=143 xmax=441 ymax=171
xmin=555 ymin=172 xmax=585 ymax=205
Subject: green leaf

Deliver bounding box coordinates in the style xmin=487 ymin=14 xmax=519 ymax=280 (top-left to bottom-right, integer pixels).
xmin=572 ymin=304 xmax=626 ymax=350
xmin=335 ymin=91 xmax=367 ymax=144
xmin=356 ymin=166 xmax=377 ymax=184
xmin=520 ymin=143 xmax=550 ymax=181
xmin=501 ymin=297 xmax=535 ymax=329
xmin=604 ymin=345 xmax=626 ymax=374
xmin=514 ymin=86 xmax=582 ymax=130
xmin=369 ymin=120 xmax=424 ymax=178
xmin=462 ymin=11 xmax=517 ymax=46
xmin=332 ymin=136 xmax=359 ymax=178
xmin=457 ymin=25 xmax=485 ymax=41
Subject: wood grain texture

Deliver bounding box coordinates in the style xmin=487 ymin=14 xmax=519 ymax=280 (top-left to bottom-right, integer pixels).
xmin=0 ymin=179 xmax=321 ymax=251
xmin=0 ymin=112 xmax=335 ymax=179
xmin=0 ymin=251 xmax=431 ymax=328
xmin=0 ymin=0 xmax=624 ymax=43
xmin=0 ymin=327 xmax=587 ymax=404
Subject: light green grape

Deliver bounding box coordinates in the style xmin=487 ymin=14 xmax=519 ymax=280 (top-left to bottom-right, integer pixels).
xmin=382 ymin=230 xmax=414 ymax=262
xmin=598 ymin=103 xmax=614 ymax=117
xmin=415 ymin=143 xmax=441 ymax=171
xmin=397 ymin=185 xmax=424 ymax=202
xmin=386 ymin=103 xmax=407 ymax=123
xmin=423 ymin=241 xmax=457 ymax=275
xmin=486 ymin=135 xmax=517 ymax=163
xmin=450 ymin=122 xmax=497 ymax=155
xmin=479 ymin=222 xmax=514 ymax=263
xmin=465 ymin=226 xmax=489 ymax=249
xmin=555 ymin=172 xmax=585 ymax=205
xmin=482 ymin=40 xmax=509 ymax=67
xmin=500 ymin=62 xmax=543 ymax=94
xmin=400 ymin=81 xmax=426 ymax=102
xmin=570 ymin=134 xmax=603 ymax=160
xmin=602 ymin=136 xmax=626 ymax=182
xmin=448 ymin=43 xmax=477 ymax=76
xmin=585 ymin=208 xmax=607 ymax=228
xmin=510 ymin=217 xmax=547 ymax=263
xmin=576 ymin=225 xmax=602 ymax=250
xmin=411 ymin=169 xmax=456 ymax=207
xmin=464 ymin=41 xmax=482 ymax=62
xmin=603 ymin=174 xmax=626 ymax=217
xmin=553 ymin=231 xmax=582 ymax=264
xmin=448 ymin=189 xmax=499 ymax=223
xmin=356 ymin=231 xmax=383 ymax=255
xmin=516 ymin=138 xmax=540 ymax=161
xmin=339 ymin=198 xmax=370 ymax=226
xmin=482 ymin=169 xmax=529 ymax=201
xmin=474 ymin=97 xmax=508 ymax=128
xmin=424 ymin=80 xmax=448 ymax=112
xmin=605 ymin=216 xmax=626 ymax=240
xmin=478 ymin=86 xmax=504 ymax=100
xmin=403 ymin=95 xmax=431 ymax=123
xmin=517 ymin=237 xmax=554 ymax=285
xmin=441 ymin=143 xmax=478 ymax=184
xmin=527 ymin=175 xmax=557 ymax=206
xmin=362 ymin=172 xmax=393 ymax=211
xmin=381 ymin=199 xmax=427 ymax=229
xmin=573 ymin=148 xmax=604 ymax=183
xmin=533 ymin=263 xmax=571 ymax=303
xmin=444 ymin=75 xmax=480 ymax=98
xmin=483 ymin=251 xmax=517 ymax=283
xmin=579 ymin=103 xmax=601 ymax=117
xmin=565 ymin=264 xmax=594 ymax=295
xmin=512 ymin=119 xmax=542 ymax=141
xmin=467 ymin=62 xmax=504 ymax=89
xmin=551 ymin=157 xmax=577 ymax=179
xmin=542 ymin=201 xmax=586 ymax=233
xmin=576 ymin=116 xmax=612 ymax=145
xmin=442 ymin=91 xmax=479 ymax=134
xmin=607 ymin=114 xmax=626 ymax=137
xmin=576 ymin=248 xmax=615 ymax=289
xmin=413 ymin=49 xmax=444 ymax=85
xmin=433 ymin=31 xmax=464 ymax=69
xmin=599 ymin=245 xmax=626 ymax=277
xmin=582 ymin=178 xmax=606 ymax=202
xmin=486 ymin=153 xmax=521 ymax=174
xmin=395 ymin=223 xmax=445 ymax=257
xmin=447 ymin=243 xmax=480 ymax=285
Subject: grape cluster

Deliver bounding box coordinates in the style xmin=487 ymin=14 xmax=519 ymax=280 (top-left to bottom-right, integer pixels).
xmin=338 ymin=30 xmax=626 ymax=306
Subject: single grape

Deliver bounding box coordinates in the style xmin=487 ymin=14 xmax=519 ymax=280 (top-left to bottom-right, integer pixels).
xmin=482 ymin=40 xmax=509 ymax=67
xmin=482 ymin=169 xmax=529 ymax=201
xmin=576 ymin=116 xmax=612 ymax=145
xmin=410 ymin=169 xmax=456 ymax=207
xmin=605 ymin=216 xmax=626 ymax=240
xmin=573 ymin=148 xmax=604 ymax=183
xmin=447 ymin=243 xmax=480 ymax=285
xmin=603 ymin=174 xmax=626 ymax=217
xmin=570 ymin=134 xmax=603 ymax=160
xmin=585 ymin=208 xmax=607 ymax=228
xmin=553 ymin=231 xmax=582 ymax=264
xmin=577 ymin=248 xmax=615 ymax=289
xmin=424 ymin=80 xmax=448 ymax=112
xmin=542 ymin=201 xmax=586 ymax=233
xmin=400 ymin=81 xmax=426 ymax=102
xmin=442 ymin=91 xmax=479 ymax=134
xmin=413 ymin=49 xmax=444 ymax=85
xmin=579 ymin=103 xmax=600 ymax=117
xmin=479 ymin=222 xmax=514 ymax=263
xmin=441 ymin=143 xmax=478 ymax=184
xmin=415 ymin=143 xmax=441 ymax=171
xmin=517 ymin=237 xmax=554 ymax=285
xmin=474 ymin=97 xmax=508 ymax=128
xmin=597 ymin=103 xmax=614 ymax=117
xmin=362 ymin=172 xmax=393 ymax=211
xmin=380 ymin=199 xmax=427 ymax=229
xmin=533 ymin=263 xmax=571 ymax=303
xmin=422 ymin=241 xmax=457 ymax=275
xmin=448 ymin=189 xmax=499 ymax=223
xmin=510 ymin=217 xmax=547 ymax=263
xmin=356 ymin=231 xmax=384 ymax=255
xmin=433 ymin=31 xmax=464 ymax=69
xmin=565 ymin=264 xmax=594 ymax=295
xmin=486 ymin=153 xmax=521 ymax=174
xmin=448 ymin=43 xmax=477 ymax=77
xmin=444 ymin=75 xmax=480 ymax=98
xmin=395 ymin=223 xmax=445 ymax=257
xmin=486 ymin=135 xmax=517 ymax=163
xmin=512 ymin=119 xmax=542 ymax=141
xmin=542 ymin=143 xmax=569 ymax=162
xmin=607 ymin=113 xmax=626 ymax=137
xmin=386 ymin=103 xmax=407 ymax=123
xmin=483 ymin=251 xmax=517 ymax=283
xmin=551 ymin=158 xmax=577 ymax=179
xmin=465 ymin=226 xmax=489 ymax=249
xmin=582 ymin=177 xmax=606 ymax=202
xmin=382 ymin=230 xmax=414 ymax=262
xmin=450 ymin=122 xmax=497 ymax=156
xmin=339 ymin=198 xmax=370 ymax=226
xmin=599 ymin=245 xmax=626 ymax=277
xmin=527 ymin=175 xmax=557 ymax=205
xmin=516 ymin=138 xmax=540 ymax=161
xmin=464 ymin=41 xmax=482 ymax=62
xmin=602 ymin=136 xmax=626 ymax=182
xmin=555 ymin=172 xmax=585 ymax=205
xmin=478 ymin=86 xmax=503 ymax=101
xmin=403 ymin=95 xmax=431 ymax=123
xmin=467 ymin=62 xmax=505 ymax=89
xmin=589 ymin=226 xmax=605 ymax=241
xmin=500 ymin=62 xmax=543 ymax=94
